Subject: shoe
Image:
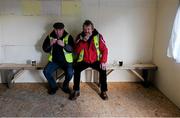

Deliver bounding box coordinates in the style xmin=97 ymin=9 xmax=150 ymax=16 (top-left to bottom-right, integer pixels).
xmin=69 ymin=91 xmax=80 ymax=100
xmin=62 ymin=87 xmax=71 ymax=94
xmin=48 ymin=87 xmax=58 ymax=95
xmin=100 ymin=92 xmax=108 ymax=100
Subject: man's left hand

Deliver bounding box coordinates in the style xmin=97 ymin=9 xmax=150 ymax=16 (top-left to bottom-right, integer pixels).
xmin=57 ymin=40 xmax=65 ymax=47
xmin=100 ymin=63 xmax=106 ymax=70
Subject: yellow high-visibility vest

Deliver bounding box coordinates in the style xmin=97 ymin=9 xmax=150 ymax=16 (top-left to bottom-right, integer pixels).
xmin=77 ymin=34 xmax=101 ymax=62
xmin=48 ymin=34 xmax=73 ymax=63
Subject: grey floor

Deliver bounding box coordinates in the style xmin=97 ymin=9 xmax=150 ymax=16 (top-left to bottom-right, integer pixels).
xmin=0 ymin=82 xmax=180 ymax=117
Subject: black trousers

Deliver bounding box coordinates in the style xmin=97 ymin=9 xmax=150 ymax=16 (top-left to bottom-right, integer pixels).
xmin=73 ymin=61 xmax=108 ymax=92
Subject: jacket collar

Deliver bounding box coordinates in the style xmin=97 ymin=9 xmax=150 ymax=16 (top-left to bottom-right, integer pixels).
xmin=51 ymin=30 xmax=68 ymax=39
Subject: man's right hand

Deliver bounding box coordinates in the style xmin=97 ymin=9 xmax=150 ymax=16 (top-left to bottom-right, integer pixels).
xmin=84 ymin=35 xmax=90 ymax=41
xmin=75 ymin=39 xmax=81 ymax=44
xmin=50 ymin=39 xmax=57 ymax=46
xmin=76 ymin=34 xmax=90 ymax=43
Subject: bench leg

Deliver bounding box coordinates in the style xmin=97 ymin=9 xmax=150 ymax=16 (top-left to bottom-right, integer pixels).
xmin=5 ymin=69 xmax=24 ymax=88
xmin=142 ymin=69 xmax=151 ymax=87
xmin=55 ymin=69 xmax=65 ymax=82
xmin=107 ymin=69 xmax=114 ymax=76
xmin=130 ymin=69 xmax=152 ymax=88
xmin=7 ymin=70 xmax=14 ymax=88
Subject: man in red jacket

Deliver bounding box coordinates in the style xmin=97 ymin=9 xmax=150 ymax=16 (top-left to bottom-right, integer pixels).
xmin=69 ymin=20 xmax=108 ymax=100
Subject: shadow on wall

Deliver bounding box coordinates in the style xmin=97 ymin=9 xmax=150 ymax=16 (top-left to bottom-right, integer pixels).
xmin=68 ymin=26 xmax=81 ymax=40
xmin=63 ymin=18 xmax=83 ymax=40
xmin=35 ymin=23 xmax=54 ymax=66
xmin=27 ymin=23 xmax=54 ymax=83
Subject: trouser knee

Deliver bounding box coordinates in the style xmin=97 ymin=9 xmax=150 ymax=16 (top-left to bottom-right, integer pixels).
xmin=43 ymin=68 xmax=53 ymax=80
xmin=66 ymin=70 xmax=73 ymax=80
xmin=43 ymin=69 xmax=49 ymax=77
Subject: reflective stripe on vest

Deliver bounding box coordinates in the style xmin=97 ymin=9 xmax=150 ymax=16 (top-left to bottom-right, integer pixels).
xmin=77 ymin=34 xmax=101 ymax=62
xmin=63 ymin=35 xmax=73 ymax=63
xmin=48 ymin=34 xmax=73 ymax=63
xmin=48 ymin=35 xmax=53 ymax=62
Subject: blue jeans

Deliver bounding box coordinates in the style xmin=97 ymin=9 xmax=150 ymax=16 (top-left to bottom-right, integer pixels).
xmin=43 ymin=61 xmax=73 ymax=89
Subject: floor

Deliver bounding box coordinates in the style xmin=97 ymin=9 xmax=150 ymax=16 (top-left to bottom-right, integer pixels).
xmin=0 ymin=82 xmax=180 ymax=117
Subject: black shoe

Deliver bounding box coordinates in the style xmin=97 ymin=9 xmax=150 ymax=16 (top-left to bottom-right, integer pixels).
xmin=100 ymin=92 xmax=108 ymax=100
xmin=69 ymin=91 xmax=80 ymax=100
xmin=62 ymin=87 xmax=71 ymax=94
xmin=48 ymin=87 xmax=58 ymax=95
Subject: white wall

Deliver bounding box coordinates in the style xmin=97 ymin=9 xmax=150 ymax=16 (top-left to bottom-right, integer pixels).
xmin=0 ymin=0 xmax=157 ymax=83
xmin=153 ymin=0 xmax=180 ymax=108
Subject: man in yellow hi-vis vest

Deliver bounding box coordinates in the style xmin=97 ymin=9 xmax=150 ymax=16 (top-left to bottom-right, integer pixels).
xmin=69 ymin=20 xmax=108 ymax=100
xmin=42 ymin=22 xmax=74 ymax=95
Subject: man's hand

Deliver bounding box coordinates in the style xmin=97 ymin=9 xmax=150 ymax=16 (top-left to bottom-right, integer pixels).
xmin=50 ymin=39 xmax=57 ymax=46
xmin=100 ymin=62 xmax=106 ymax=70
xmin=57 ymin=40 xmax=65 ymax=47
xmin=75 ymin=39 xmax=81 ymax=44
xmin=84 ymin=34 xmax=91 ymax=41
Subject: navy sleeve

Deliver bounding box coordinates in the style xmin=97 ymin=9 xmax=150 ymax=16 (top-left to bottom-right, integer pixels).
xmin=42 ymin=35 xmax=52 ymax=53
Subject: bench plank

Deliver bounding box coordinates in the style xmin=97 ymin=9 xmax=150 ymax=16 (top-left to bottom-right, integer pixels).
xmin=0 ymin=63 xmax=157 ymax=70
xmin=107 ymin=64 xmax=157 ymax=70
xmin=0 ymin=63 xmax=44 ymax=70
xmin=0 ymin=63 xmax=158 ymax=88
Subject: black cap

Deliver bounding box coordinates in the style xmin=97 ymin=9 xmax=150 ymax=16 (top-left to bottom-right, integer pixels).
xmin=53 ymin=22 xmax=64 ymax=29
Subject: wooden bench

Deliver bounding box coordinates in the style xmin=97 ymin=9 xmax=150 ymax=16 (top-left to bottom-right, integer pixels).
xmin=0 ymin=63 xmax=157 ymax=88
xmin=0 ymin=63 xmax=45 ymax=88
xmin=106 ymin=64 xmax=158 ymax=87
